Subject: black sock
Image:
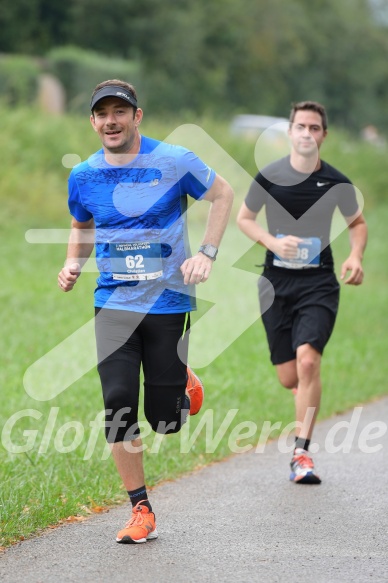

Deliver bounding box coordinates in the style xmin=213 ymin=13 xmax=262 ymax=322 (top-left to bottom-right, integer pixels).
xmin=295 ymin=437 xmax=310 ymax=451
xmin=127 ymin=486 xmax=152 ymax=511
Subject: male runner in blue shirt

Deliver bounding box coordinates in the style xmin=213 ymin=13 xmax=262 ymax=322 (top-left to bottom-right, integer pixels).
xmin=58 ymin=79 xmax=233 ymax=543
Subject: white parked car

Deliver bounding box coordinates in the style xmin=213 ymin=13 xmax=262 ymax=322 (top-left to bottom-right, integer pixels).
xmin=230 ymin=114 xmax=289 ymax=139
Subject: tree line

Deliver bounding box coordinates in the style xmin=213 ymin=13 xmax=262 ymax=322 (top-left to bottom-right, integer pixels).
xmin=1 ymin=0 xmax=388 ymax=132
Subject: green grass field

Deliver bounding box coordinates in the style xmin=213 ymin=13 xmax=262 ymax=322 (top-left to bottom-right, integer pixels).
xmin=1 ymin=108 xmax=387 ymax=547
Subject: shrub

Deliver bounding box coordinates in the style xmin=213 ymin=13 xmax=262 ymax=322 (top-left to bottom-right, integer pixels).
xmin=46 ymin=46 xmax=142 ymax=114
xmin=0 ymin=54 xmax=40 ymax=105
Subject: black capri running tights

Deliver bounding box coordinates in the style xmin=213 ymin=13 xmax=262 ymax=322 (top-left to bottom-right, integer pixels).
xmin=95 ymin=308 xmax=190 ymax=443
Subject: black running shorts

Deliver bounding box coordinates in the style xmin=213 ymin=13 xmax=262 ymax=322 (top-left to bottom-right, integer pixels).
xmin=95 ymin=308 xmax=190 ymax=443
xmin=258 ymin=269 xmax=340 ymax=365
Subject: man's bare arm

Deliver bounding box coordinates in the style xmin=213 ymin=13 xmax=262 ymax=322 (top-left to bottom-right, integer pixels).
xmin=58 ymin=217 xmax=95 ymax=292
xmin=180 ymin=174 xmax=234 ymax=285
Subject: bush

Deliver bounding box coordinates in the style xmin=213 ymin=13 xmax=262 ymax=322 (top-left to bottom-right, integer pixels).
xmin=46 ymin=46 xmax=142 ymax=114
xmin=0 ymin=54 xmax=40 ymax=105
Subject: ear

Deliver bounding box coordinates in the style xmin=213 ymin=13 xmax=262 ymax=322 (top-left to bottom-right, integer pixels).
xmin=90 ymin=114 xmax=98 ymax=132
xmin=134 ymin=108 xmax=143 ymax=126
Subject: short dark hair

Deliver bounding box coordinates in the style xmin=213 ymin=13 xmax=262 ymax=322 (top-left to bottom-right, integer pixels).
xmin=289 ymin=101 xmax=328 ymax=131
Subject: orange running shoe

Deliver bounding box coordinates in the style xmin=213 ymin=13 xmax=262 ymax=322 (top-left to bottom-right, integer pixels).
xmin=116 ymin=501 xmax=158 ymax=544
xmin=186 ymin=365 xmax=204 ymax=415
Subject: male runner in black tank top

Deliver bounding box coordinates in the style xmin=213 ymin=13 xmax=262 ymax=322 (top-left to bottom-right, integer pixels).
xmin=237 ymin=101 xmax=367 ymax=484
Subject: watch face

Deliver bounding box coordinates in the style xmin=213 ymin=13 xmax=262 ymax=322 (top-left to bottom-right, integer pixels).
xmin=200 ymin=244 xmax=218 ymax=259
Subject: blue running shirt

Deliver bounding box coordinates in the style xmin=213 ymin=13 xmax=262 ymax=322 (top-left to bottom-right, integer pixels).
xmin=68 ymin=136 xmax=216 ymax=313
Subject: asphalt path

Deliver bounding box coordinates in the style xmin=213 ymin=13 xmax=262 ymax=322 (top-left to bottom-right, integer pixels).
xmin=1 ymin=397 xmax=388 ymax=583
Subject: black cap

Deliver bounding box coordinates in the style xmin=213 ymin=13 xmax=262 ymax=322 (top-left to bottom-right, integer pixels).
xmin=90 ymin=86 xmax=138 ymax=111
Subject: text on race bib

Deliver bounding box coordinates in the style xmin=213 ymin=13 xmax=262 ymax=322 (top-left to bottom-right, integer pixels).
xmin=109 ymin=241 xmax=163 ymax=281
xmin=273 ymin=235 xmax=321 ymax=269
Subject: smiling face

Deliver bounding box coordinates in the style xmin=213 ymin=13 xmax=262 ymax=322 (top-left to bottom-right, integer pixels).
xmin=90 ymin=97 xmax=143 ymax=155
xmin=288 ymin=110 xmax=327 ymax=158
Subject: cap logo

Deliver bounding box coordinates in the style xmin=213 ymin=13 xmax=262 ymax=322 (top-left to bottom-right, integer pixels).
xmin=117 ymin=92 xmax=131 ymax=101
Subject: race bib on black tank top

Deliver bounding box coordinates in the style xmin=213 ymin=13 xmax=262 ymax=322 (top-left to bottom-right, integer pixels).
xmin=273 ymin=235 xmax=321 ymax=269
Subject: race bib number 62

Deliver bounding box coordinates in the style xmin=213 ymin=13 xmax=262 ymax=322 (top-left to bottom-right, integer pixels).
xmin=110 ymin=241 xmax=163 ymax=281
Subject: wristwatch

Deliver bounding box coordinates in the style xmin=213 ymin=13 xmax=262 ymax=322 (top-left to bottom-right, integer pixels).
xmin=198 ymin=244 xmax=218 ymax=261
